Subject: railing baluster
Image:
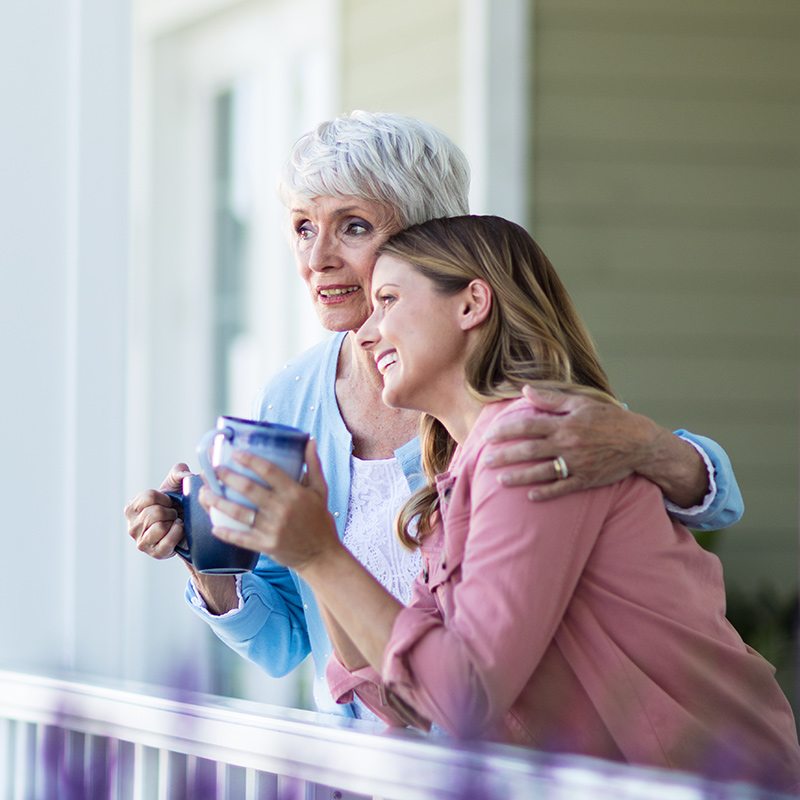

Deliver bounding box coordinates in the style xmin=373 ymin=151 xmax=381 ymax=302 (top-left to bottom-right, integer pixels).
xmin=15 ymin=721 xmax=36 ymax=800
xmin=157 ymin=747 xmax=170 ymax=800
xmin=106 ymin=737 xmax=120 ymax=800
xmin=132 ymin=742 xmax=144 ymax=800
xmin=217 ymin=759 xmax=226 ymax=798
xmin=32 ymin=723 xmax=44 ymax=800
xmin=186 ymin=752 xmax=197 ymax=797
xmin=0 ymin=718 xmax=12 ymax=800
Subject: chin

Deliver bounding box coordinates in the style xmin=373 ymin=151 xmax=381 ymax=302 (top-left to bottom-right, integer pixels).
xmin=317 ymin=308 xmax=370 ymax=333
xmin=381 ymin=384 xmax=420 ymax=413
xmin=381 ymin=386 xmax=404 ymax=409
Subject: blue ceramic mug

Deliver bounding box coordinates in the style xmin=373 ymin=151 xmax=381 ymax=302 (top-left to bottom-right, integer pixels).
xmin=166 ymin=474 xmax=259 ymax=574
xmin=197 ymin=416 xmax=309 ymax=533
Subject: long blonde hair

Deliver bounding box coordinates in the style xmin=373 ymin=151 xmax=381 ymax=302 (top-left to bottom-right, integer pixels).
xmin=379 ymin=216 xmax=620 ymax=549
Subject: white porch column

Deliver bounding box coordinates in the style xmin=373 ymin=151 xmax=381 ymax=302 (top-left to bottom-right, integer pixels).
xmin=0 ymin=0 xmax=131 ymax=676
xmin=461 ymin=0 xmax=531 ymax=224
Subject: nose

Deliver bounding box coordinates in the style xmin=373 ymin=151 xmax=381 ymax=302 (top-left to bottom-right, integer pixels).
xmin=307 ymin=229 xmax=342 ymax=273
xmin=356 ymin=306 xmax=381 ymax=351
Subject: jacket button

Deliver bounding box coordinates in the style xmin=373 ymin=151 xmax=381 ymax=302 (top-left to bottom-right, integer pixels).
xmin=423 ymin=566 xmax=429 ymax=583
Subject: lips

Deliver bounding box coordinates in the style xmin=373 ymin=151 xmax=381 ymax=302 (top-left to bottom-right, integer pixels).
xmin=376 ymin=351 xmax=398 ymax=375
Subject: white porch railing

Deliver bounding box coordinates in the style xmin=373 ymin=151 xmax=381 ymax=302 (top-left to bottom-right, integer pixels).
xmin=0 ymin=669 xmax=790 ymax=800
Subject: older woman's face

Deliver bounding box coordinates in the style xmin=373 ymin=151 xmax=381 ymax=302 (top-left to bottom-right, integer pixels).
xmin=289 ymin=195 xmax=403 ymax=332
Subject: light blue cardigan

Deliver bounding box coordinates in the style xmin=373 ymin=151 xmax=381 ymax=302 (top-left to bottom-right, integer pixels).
xmin=186 ymin=332 xmax=744 ymax=715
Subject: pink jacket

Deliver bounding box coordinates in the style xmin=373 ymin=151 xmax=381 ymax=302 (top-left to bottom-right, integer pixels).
xmin=327 ymin=399 xmax=800 ymax=792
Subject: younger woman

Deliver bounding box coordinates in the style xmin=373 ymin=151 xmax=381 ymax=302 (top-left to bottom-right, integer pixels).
xmin=207 ymin=216 xmax=800 ymax=792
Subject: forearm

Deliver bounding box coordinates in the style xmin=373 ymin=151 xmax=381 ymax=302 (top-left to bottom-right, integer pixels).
xmin=318 ymin=602 xmax=370 ymax=672
xmin=633 ymin=417 xmax=709 ymax=509
xmin=299 ymin=546 xmax=401 ymax=673
xmin=188 ymin=567 xmax=240 ymax=615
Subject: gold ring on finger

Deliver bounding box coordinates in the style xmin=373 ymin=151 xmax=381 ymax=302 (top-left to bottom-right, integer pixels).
xmin=553 ymin=456 xmax=569 ymax=480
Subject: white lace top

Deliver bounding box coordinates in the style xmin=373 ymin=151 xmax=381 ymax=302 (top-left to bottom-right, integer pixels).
xmin=343 ymin=456 xmax=422 ymax=605
xmin=343 ymin=455 xmax=422 ymax=720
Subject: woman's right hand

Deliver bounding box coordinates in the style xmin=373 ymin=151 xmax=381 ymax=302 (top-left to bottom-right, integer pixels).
xmin=124 ymin=462 xmax=193 ymax=559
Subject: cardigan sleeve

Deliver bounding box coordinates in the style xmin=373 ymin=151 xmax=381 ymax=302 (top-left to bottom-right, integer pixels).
xmin=185 ymin=555 xmax=311 ymax=677
xmin=668 ymin=430 xmax=744 ymax=531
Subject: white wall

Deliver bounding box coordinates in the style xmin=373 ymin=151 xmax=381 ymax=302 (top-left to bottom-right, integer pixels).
xmin=0 ymin=0 xmax=132 ymax=677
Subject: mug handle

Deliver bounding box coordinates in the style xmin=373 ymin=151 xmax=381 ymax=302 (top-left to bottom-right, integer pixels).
xmin=196 ymin=426 xmax=234 ymax=496
xmin=164 ymin=491 xmax=192 ymax=564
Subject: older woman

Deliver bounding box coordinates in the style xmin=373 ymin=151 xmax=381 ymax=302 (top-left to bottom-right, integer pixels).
xmin=125 ymin=111 xmax=743 ymax=716
xmin=208 ymin=216 xmax=799 ymax=792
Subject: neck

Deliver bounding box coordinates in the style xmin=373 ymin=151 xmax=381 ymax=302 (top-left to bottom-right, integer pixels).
xmin=428 ymin=384 xmax=486 ymax=447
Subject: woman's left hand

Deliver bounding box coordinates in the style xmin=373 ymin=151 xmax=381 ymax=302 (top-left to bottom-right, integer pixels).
xmin=202 ymin=439 xmax=340 ymax=571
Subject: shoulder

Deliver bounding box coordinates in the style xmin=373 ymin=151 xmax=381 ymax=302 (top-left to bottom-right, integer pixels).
xmin=449 ymin=398 xmax=536 ymax=499
xmin=253 ymin=333 xmax=344 ymax=422
xmin=269 ymin=333 xmax=343 ymax=386
xmin=458 ymin=397 xmax=532 ymax=463
xmin=476 ymin=396 xmax=533 ymax=431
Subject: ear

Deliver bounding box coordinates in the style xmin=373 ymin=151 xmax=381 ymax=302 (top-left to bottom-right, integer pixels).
xmin=459 ymin=279 xmax=492 ymax=331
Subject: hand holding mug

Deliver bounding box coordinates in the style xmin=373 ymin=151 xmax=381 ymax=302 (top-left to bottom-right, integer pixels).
xmin=125 ymin=462 xmax=192 ymax=560
xmin=208 ymin=439 xmax=340 ymax=573
xmin=197 ymin=415 xmax=308 ymax=533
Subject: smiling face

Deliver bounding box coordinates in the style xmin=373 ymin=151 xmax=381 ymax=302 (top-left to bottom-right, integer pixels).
xmin=356 ymin=255 xmax=476 ymax=422
xmin=289 ymin=195 xmax=403 ymax=332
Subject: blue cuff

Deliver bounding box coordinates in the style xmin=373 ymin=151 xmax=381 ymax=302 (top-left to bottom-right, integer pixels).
xmin=667 ymin=430 xmax=744 ymax=531
xmin=184 ymin=570 xmax=311 ymax=677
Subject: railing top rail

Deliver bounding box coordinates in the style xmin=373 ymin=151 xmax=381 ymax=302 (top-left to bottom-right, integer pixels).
xmin=0 ymin=669 xmax=788 ymax=800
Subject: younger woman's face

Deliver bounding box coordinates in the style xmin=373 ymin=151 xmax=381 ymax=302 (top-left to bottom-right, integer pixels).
xmin=357 ymin=255 xmax=471 ymax=416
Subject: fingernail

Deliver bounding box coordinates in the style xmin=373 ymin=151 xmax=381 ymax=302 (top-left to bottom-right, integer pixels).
xmin=528 ymin=490 xmax=541 ymax=502
xmin=484 ymin=429 xmax=497 ymax=442
xmin=500 ymin=474 xmax=512 ymax=486
xmin=484 ymin=453 xmax=496 ymax=466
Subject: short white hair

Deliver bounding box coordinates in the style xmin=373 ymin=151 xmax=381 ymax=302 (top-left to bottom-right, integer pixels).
xmin=279 ymin=110 xmax=470 ymax=227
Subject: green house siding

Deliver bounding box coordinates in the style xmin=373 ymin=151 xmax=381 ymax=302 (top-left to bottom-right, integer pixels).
xmin=530 ymin=0 xmax=800 ymax=592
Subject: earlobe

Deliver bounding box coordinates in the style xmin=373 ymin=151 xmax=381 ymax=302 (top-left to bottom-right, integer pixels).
xmin=460 ymin=280 xmax=492 ymax=331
